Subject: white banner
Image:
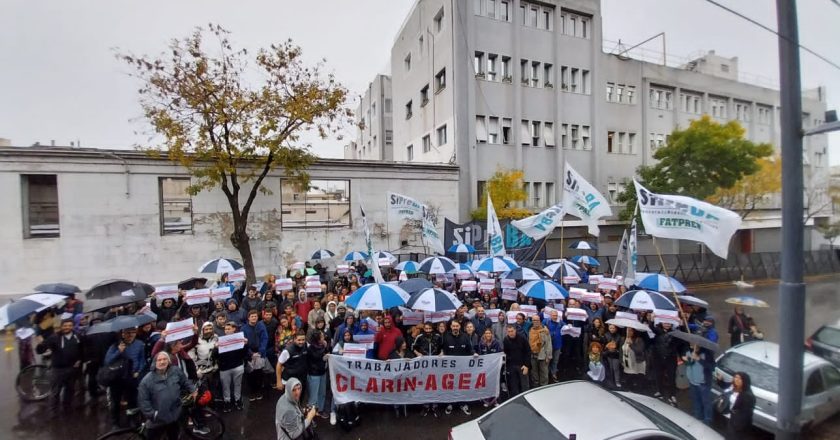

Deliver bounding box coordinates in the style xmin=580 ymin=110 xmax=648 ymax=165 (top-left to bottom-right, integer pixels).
xmin=329 ymin=353 xmax=503 ymax=405
xmin=217 ymin=332 xmax=246 ymax=353
xmin=486 ymin=194 xmax=506 ymax=256
xmin=402 ymin=311 xmax=425 ymax=326
xmin=634 ymin=180 xmax=741 ymax=259
xmin=185 ymin=288 xmax=211 ymax=305
xmin=210 ymin=287 xmax=231 ymax=302
xmin=562 ymin=162 xmax=612 ymax=236
xmin=511 ymin=203 xmax=565 ymax=240
xmin=341 ymin=343 xmax=368 ymax=358
xmin=500 ymin=279 xmax=516 ymax=290
xmin=165 ymin=318 xmax=194 ymax=342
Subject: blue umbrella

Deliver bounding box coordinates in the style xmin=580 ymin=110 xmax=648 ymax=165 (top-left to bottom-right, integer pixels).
xmin=406 ymin=288 xmax=462 ymax=312
xmin=345 ymin=283 xmax=410 ymax=311
xmin=571 ymin=255 xmax=601 ymax=267
xmin=637 ymin=274 xmax=687 ymax=293
xmin=614 ymin=289 xmax=676 ymax=311
xmin=399 ymin=278 xmax=434 ymax=294
xmin=500 ymin=267 xmax=549 ymax=281
xmin=418 ymin=256 xmax=458 ymax=274
xmin=395 ymin=261 xmax=421 ymax=273
xmin=543 ymin=260 xmax=583 ymax=283
xmin=310 ymin=249 xmax=335 ymax=260
xmin=343 ymin=251 xmax=369 ymax=262
xmin=519 ymin=280 xmax=569 ymax=301
xmin=0 ymin=293 xmax=66 ymax=328
xmin=447 ymin=243 xmax=476 ymax=253
xmin=198 ymin=258 xmax=243 ymax=274
xmin=86 ymin=314 xmax=155 ymax=335
xmin=372 ymin=251 xmax=397 ymax=263
xmin=475 ymin=256 xmax=519 ymax=273
xmin=568 ymin=240 xmax=597 ymax=250
xmin=33 ymin=283 xmax=81 ymax=295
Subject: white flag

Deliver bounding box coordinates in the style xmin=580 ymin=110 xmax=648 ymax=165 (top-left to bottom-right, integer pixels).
xmin=625 ymin=219 xmax=638 ymax=287
xmin=422 ymin=206 xmax=445 ymax=254
xmin=614 ymin=228 xmax=628 ymax=277
xmin=562 ymin=162 xmax=612 ymax=236
xmin=486 ymin=193 xmax=506 ymax=256
xmin=634 ymin=180 xmax=741 ymax=259
xmin=360 ymin=204 xmax=386 ymax=283
xmin=387 ymin=192 xmax=444 ymax=255
xmin=511 ymin=203 xmax=565 ymax=240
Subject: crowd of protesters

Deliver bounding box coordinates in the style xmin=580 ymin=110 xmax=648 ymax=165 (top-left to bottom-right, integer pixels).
xmin=17 ymin=258 xmax=760 ymax=439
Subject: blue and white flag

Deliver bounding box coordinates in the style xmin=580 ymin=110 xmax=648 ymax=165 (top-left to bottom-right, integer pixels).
xmin=486 ymin=193 xmax=506 ymax=256
xmin=511 ymin=203 xmax=565 ymax=240
xmin=562 ymin=162 xmax=612 ymax=236
xmin=360 ymin=204 xmax=385 ymax=283
xmin=422 ymin=206 xmax=445 ymax=255
xmin=625 ymin=219 xmax=638 ymax=287
xmin=634 ymin=180 xmax=741 ymax=259
xmin=614 ymin=228 xmax=628 ymax=276
xmin=387 ymin=192 xmax=444 ymax=255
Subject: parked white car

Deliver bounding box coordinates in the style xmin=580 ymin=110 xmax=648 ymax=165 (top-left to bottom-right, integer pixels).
xmin=713 ymin=340 xmax=840 ymax=433
xmin=450 ymin=380 xmax=721 ymax=440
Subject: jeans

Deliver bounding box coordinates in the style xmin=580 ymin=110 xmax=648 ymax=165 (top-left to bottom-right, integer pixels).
xmin=689 ymin=383 xmax=713 ymax=424
xmin=220 ymin=365 xmax=244 ymax=403
xmin=307 ymin=374 xmax=327 ymax=412
xmin=530 ymin=357 xmax=550 ymax=388
xmin=110 ymin=375 xmax=139 ymax=424
xmin=549 ymin=348 xmax=562 ymax=376
xmin=607 ymin=357 xmax=622 ymax=386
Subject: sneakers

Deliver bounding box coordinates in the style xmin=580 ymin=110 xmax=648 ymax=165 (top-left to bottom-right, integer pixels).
xmin=192 ymin=426 xmax=211 ymax=435
xmin=460 ymin=405 xmax=471 ymax=416
xmin=669 ymin=396 xmax=678 ymax=406
xmin=483 ymin=401 xmax=490 ymax=408
xmin=394 ymin=406 xmax=401 ymax=418
xmin=254 ymin=393 xmax=264 ymax=401
xmin=432 ymin=407 xmax=439 ymax=418
xmin=500 ymin=383 xmax=508 ymax=394
xmin=653 ymin=391 xmax=662 ymax=398
xmin=235 ymin=400 xmax=243 ymax=411
xmin=222 ymin=402 xmax=232 ymax=413
xmin=445 ymin=404 xmax=453 ymax=415
xmin=421 ymin=407 xmax=430 ymax=417
xmin=329 ymin=411 xmax=337 ymax=426
xmin=248 ymin=395 xmax=258 ymax=402
xmin=125 ymin=407 xmax=139 ymax=416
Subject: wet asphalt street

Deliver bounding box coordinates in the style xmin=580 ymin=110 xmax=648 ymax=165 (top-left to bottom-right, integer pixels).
xmin=1 ymin=275 xmax=838 ymax=440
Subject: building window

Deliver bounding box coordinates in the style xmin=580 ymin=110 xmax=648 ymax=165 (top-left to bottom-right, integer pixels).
xmin=544 ymin=122 xmax=555 ymax=147
xmin=571 ymin=125 xmax=579 ymax=149
xmin=570 ymin=68 xmax=579 ymax=93
xmin=404 ymin=53 xmax=411 ymax=71
xmin=502 ymin=118 xmax=512 ymax=144
xmin=521 ymin=120 xmax=530 ymax=145
xmin=543 ymin=10 xmax=552 ymax=30
xmin=582 ymin=125 xmax=591 ymax=150
xmin=405 ymin=100 xmax=413 ymax=119
xmin=530 ymin=61 xmax=540 ymax=87
xmin=420 ymin=84 xmax=429 ymax=106
xmin=529 ymin=6 xmax=538 ymax=27
xmin=487 ymin=54 xmax=497 ymax=81
xmin=281 ymin=180 xmax=351 ymax=229
xmin=384 ymin=98 xmax=392 ymax=113
xmin=423 ymin=134 xmax=431 ymax=153
xmin=477 ymin=180 xmax=487 ymax=204
xmin=561 ymin=124 xmax=568 ymax=149
xmin=627 ymin=86 xmax=635 ymax=104
xmin=407 ymin=144 xmax=414 ymax=161
xmin=618 ymin=132 xmax=625 ymax=153
xmin=606 ymin=83 xmax=614 ymax=102
xmin=21 ymin=174 xmax=59 ymax=238
xmin=581 ymin=69 xmax=590 ymax=94
xmin=435 ymin=68 xmax=446 ymax=91
xmin=474 ymin=0 xmax=483 ymax=15
xmin=434 ymin=7 xmax=444 ymax=32
xmin=520 ymin=59 xmax=529 ymax=85
xmin=628 ymin=133 xmax=636 ymax=154
xmin=385 ymin=130 xmax=393 ymax=145
xmin=581 ymin=18 xmax=589 ymax=38
xmin=650 ymin=86 xmax=674 ymax=110
xmin=501 ymin=56 xmax=511 ymax=81
xmin=531 ymin=121 xmax=541 ymax=146
xmin=488 ymin=116 xmax=500 ymax=143
xmin=607 ymin=131 xmax=615 ymax=153
xmin=474 ymin=52 xmax=485 ymax=77
xmin=543 ymin=63 xmax=553 ymax=88
xmin=560 ymin=66 xmax=568 ymax=90
xmin=546 ymin=182 xmax=555 ymax=205
xmin=437 ymin=124 xmax=448 ymax=145
xmin=532 ymin=182 xmax=542 ymax=207
xmin=520 ymin=4 xmax=526 ymax=26
xmin=721 ymin=64 xmax=729 ymax=73
xmin=476 ymin=115 xmax=488 ymax=143
xmin=487 ymin=0 xmax=496 ymax=18
xmin=500 ymin=0 xmax=510 ymax=21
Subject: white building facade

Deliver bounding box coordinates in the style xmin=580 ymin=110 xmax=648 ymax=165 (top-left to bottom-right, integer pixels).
xmin=344 ymin=74 xmax=394 ymax=161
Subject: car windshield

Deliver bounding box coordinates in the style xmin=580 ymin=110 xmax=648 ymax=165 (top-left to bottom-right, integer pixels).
xmin=613 ymin=394 xmax=695 ymax=440
xmin=477 ymin=395 xmax=567 ymax=440
xmin=718 ymin=351 xmax=779 ymax=393
xmin=814 ymin=327 xmax=840 ymax=348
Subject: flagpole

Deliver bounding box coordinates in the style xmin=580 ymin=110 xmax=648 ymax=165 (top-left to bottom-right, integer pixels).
xmin=559 ymin=222 xmax=565 ymax=260
xmin=530 ymin=238 xmax=548 ymax=264
xmin=623 ymin=201 xmax=641 ymax=281
xmin=651 ymin=237 xmax=690 ymax=331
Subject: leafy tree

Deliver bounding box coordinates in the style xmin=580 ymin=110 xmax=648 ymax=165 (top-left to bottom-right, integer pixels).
xmin=616 ymin=115 xmax=773 ymax=220
xmin=120 ymin=24 xmax=351 ymax=283
xmin=707 ymin=156 xmax=781 ymax=219
xmin=471 ymin=168 xmax=532 ymax=220
xmin=817 ymin=221 xmax=840 ymax=248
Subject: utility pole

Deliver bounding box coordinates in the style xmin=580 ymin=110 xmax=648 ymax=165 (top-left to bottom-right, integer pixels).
xmin=776 ymin=0 xmax=804 ymax=438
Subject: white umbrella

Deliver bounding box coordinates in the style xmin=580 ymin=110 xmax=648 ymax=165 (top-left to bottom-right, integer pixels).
xmin=0 ymin=294 xmax=66 ymax=328
xmin=199 ymin=258 xmax=244 ymax=274
xmin=345 ymin=283 xmax=410 ymax=311
xmin=606 ymin=318 xmax=651 ymax=333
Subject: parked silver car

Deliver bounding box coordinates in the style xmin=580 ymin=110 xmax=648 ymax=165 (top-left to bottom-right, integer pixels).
xmin=450 ymin=381 xmax=721 ymax=440
xmin=806 ymin=321 xmax=840 ymax=367
xmin=713 ymin=340 xmax=840 ymax=433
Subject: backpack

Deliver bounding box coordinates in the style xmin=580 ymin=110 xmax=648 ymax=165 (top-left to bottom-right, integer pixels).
xmin=97 ymin=356 xmax=131 ymax=387
xmin=337 ymin=402 xmax=361 ymax=432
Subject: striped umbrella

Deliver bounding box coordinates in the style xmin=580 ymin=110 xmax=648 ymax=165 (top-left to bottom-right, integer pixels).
xmin=447 ymin=244 xmax=476 ymax=254
xmin=568 ymin=240 xmax=597 ymax=250
xmin=543 ymin=259 xmax=583 ymax=283
xmin=372 ymin=251 xmax=398 ymax=263
xmin=518 ymin=280 xmax=569 ymax=301
xmin=0 ymin=293 xmax=66 ymax=328
xmin=86 ymin=279 xmax=155 ymax=300
xmin=475 ymin=256 xmax=519 ymax=273
xmin=406 ymin=288 xmax=463 ymax=312
xmin=310 ymin=249 xmax=335 ymax=260
xmin=398 ymin=278 xmax=434 ymax=294
xmin=452 ymin=263 xmax=477 ymax=279
xmin=199 ymin=258 xmax=244 ymax=274
xmin=614 ymin=289 xmax=676 ymax=311
xmin=395 ymin=261 xmax=421 ymax=273
xmin=571 ymin=255 xmax=601 ymax=267
xmin=637 ymin=274 xmax=687 ymax=293
xmin=418 ymin=256 xmax=458 ymax=274
xmin=500 ymin=267 xmax=549 ymax=281
xmin=343 ymin=251 xmax=369 ymax=262
xmin=345 ymin=283 xmax=410 ymax=311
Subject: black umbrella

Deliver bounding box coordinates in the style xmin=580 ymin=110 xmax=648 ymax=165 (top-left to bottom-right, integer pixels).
xmin=33 ymin=283 xmax=81 ymax=295
xmin=398 ymin=278 xmax=434 ymax=294
xmin=86 ymin=314 xmax=155 ymax=335
xmin=671 ymin=330 xmax=720 ymax=353
xmin=84 ymin=291 xmax=148 ymax=313
xmin=86 ymin=279 xmax=154 ymax=300
xmin=178 ymin=277 xmax=208 ymax=291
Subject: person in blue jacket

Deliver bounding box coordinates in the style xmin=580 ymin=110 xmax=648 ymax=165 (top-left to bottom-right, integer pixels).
xmin=353 ymin=319 xmax=377 ymax=359
xmin=542 ymin=309 xmax=565 ymax=382
xmin=242 ymin=309 xmax=269 ymax=401
xmin=225 ymin=298 xmax=245 ymax=325
xmin=104 ymin=327 xmax=147 ymax=427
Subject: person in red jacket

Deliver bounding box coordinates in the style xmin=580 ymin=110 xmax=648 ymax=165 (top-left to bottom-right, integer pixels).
xmin=293 ymin=289 xmax=313 ymax=328
xmin=374 ymin=315 xmax=403 ymax=360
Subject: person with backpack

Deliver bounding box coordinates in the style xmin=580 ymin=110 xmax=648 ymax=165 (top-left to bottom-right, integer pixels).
xmin=103 ymin=327 xmax=146 ymax=427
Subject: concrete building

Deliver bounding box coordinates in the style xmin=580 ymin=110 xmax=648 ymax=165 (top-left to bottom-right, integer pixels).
xmin=344 ymin=74 xmax=394 ymax=161
xmin=0 ymin=146 xmax=459 ymax=292
xmin=388 ymin=0 xmax=830 ymax=256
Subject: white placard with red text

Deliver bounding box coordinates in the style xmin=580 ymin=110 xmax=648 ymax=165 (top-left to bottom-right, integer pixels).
xmin=155 ymin=285 xmax=179 ymax=302
xmin=500 ymin=279 xmax=516 ymax=290
xmin=210 ymin=287 xmax=231 ymax=302
xmin=341 ymin=343 xmax=368 ymax=358
xmin=185 ymin=288 xmax=211 ymax=305
xmin=653 ymin=309 xmax=681 ymax=326
xmin=485 ymin=309 xmax=502 ymax=323
xmin=276 ymin=278 xmax=294 ymax=291
xmin=228 ymin=269 xmax=246 ymax=282
xmin=479 ymin=278 xmax=495 ymax=291
xmin=165 ymin=318 xmax=194 ymax=342
xmin=460 ymin=280 xmax=477 ymax=292
xmin=543 ymin=306 xmax=562 ymax=322
xmin=501 ymin=289 xmax=518 ymax=301
xmin=569 ymin=287 xmax=587 ymax=299
xmin=520 ymin=305 xmax=538 ymax=317
xmin=565 ymin=307 xmax=588 ymax=322
xmin=424 ymin=311 xmax=454 ymax=323
xmin=337 ymin=265 xmax=350 ymax=274
xmin=218 ymin=332 xmax=247 ymax=353
xmin=402 ymin=311 xmax=425 ymax=326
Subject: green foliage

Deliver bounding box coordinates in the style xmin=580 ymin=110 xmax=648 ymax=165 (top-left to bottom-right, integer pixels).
xmin=471 ymin=169 xmax=532 ymax=220
xmin=616 ymin=115 xmax=773 ymax=220
xmin=817 ymin=221 xmax=840 ymax=247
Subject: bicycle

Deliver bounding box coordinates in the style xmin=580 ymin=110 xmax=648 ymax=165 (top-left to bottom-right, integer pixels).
xmin=96 ymin=377 xmax=225 ymax=440
xmin=16 ymin=364 xmax=52 ymax=402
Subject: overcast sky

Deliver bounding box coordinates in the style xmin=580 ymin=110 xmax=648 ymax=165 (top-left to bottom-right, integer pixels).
xmin=1 ymin=0 xmax=838 ymax=163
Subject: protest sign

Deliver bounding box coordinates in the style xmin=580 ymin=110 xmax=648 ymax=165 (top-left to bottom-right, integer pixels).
xmin=460 ymin=280 xmax=477 ymax=292
xmin=185 ymin=288 xmax=211 ymax=305
xmin=479 ymin=278 xmax=495 ymax=291
xmin=402 ymin=311 xmax=425 ymax=326
xmin=520 ymin=305 xmax=538 ymax=317
xmin=305 ymin=275 xmax=319 ymax=282
xmin=500 ymin=279 xmax=516 ymax=290
xmin=654 ymin=309 xmax=681 ymax=326
xmin=485 ymin=309 xmax=502 ymax=323
xmin=275 ymin=278 xmax=294 ymax=291
xmin=154 ymin=285 xmax=179 ymax=302
xmin=616 ymin=311 xmax=639 ymax=321
xmin=353 ymin=333 xmax=375 ymax=349
xmin=588 ymin=274 xmax=604 ymax=284
xmin=455 ymin=270 xmax=473 ymax=280
xmin=424 ymin=311 xmax=454 ymax=323
xmin=210 ymin=287 xmax=231 ymax=302
xmin=337 ymin=265 xmax=350 ymax=274
xmin=562 ymin=276 xmax=580 ymax=285
xmin=501 ymin=289 xmax=518 ymax=301
xmin=561 ymin=324 xmax=582 ymax=337
xmin=165 ymin=318 xmax=194 ymax=342
xmin=581 ymin=292 xmax=602 ymax=304
xmin=378 ymin=258 xmax=392 ymax=267
xmin=598 ymin=278 xmax=619 ymax=291
xmin=329 ymin=353 xmax=504 ymax=405
xmin=306 ymin=280 xmax=322 ymax=293
xmin=228 ymin=269 xmax=246 ymax=282
xmin=569 ymin=287 xmax=587 ymax=299
xmin=506 ymin=311 xmax=523 ymax=324
xmin=341 ymin=343 xmax=368 ymax=358
xmin=217 ymin=332 xmax=246 ymax=353
xmin=542 ymin=306 xmax=562 ymax=321
xmin=565 ymin=308 xmax=588 ymax=322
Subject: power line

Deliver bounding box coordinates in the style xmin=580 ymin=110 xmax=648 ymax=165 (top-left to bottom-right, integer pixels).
xmin=702 ymin=0 xmax=840 ymax=72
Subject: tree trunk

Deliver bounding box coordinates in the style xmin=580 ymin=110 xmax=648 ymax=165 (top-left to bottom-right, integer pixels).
xmin=230 ymin=224 xmax=256 ymax=285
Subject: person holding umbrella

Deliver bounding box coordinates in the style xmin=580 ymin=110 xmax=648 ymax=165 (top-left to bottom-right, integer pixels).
xmin=35 ymin=317 xmax=83 ymax=411
xmin=104 ymin=327 xmax=146 ymax=425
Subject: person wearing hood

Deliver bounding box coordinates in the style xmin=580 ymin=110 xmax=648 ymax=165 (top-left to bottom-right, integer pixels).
xmin=329 ymin=303 xmax=347 ymax=332
xmin=150 ymin=294 xmax=181 ymax=324
xmin=374 ymin=315 xmax=403 ymax=361
xmin=334 ymin=314 xmax=358 ymax=346
xmin=324 ymin=301 xmax=339 ymax=327
xmin=354 ymin=320 xmax=377 ymax=359
xmin=225 ymin=298 xmax=245 ymax=325
xmin=191 ymin=322 xmax=218 ymax=378
xmin=138 ymin=351 xmax=197 ymax=439
xmin=275 ymin=377 xmax=317 ymax=440
xmin=294 ymin=289 xmax=314 ymax=328
xmin=724 ymin=372 xmax=756 ymax=439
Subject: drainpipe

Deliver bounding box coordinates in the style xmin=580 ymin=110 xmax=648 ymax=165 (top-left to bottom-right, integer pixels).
xmin=101 ymin=151 xmax=130 ymax=198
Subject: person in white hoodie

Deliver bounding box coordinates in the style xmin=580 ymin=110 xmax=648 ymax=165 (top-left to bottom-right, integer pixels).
xmin=191 ymin=322 xmax=219 ymax=379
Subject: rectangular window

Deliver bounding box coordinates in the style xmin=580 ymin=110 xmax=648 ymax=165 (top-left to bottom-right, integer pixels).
xmin=559 ymin=13 xmax=566 ymax=34
xmin=520 ymin=4 xmax=526 ymax=25
xmin=628 ymin=133 xmax=636 ymax=154
xmin=501 ymin=56 xmax=511 ymax=80
xmin=434 ymin=8 xmax=444 ymax=32
xmin=546 ymin=182 xmax=555 ymax=205
xmin=22 ymin=174 xmax=60 ymax=238
xmin=474 ymin=0 xmax=483 ymax=15
xmin=404 ymin=53 xmax=411 ymax=71
xmin=500 ymin=0 xmax=510 ymax=21
xmin=520 ymin=59 xmax=529 ymax=84
xmin=560 ymin=66 xmax=568 ymax=90
xmin=385 ymin=130 xmax=393 ymax=145
xmin=650 ymin=133 xmax=657 ymax=151
xmin=531 ymin=61 xmax=540 ymax=87
xmin=474 ymin=52 xmax=485 ymax=76
xmin=543 ymin=63 xmax=553 ymax=87
xmin=606 ymin=83 xmax=614 ymax=102
xmin=582 ymin=69 xmax=590 ymax=94
xmin=437 ymin=125 xmax=448 ymax=146
xmin=570 ymin=68 xmax=579 ymax=93
xmin=569 ymin=16 xmax=576 ymax=36
xmin=488 ymin=116 xmax=499 ymax=143
xmin=407 ymin=144 xmax=414 ymax=161
xmin=435 ymin=68 xmax=446 ymax=91
xmin=561 ymin=124 xmax=568 ymax=149
xmin=523 ymin=182 xmax=531 ymax=208
xmin=476 ymin=115 xmax=488 ymax=143
xmin=581 ymin=18 xmax=589 ymax=38
xmin=384 ymin=98 xmax=392 ymax=113
xmin=582 ymin=125 xmax=591 ymax=150
xmin=543 ymin=10 xmax=551 ymax=30
xmin=544 ymin=122 xmax=555 ymax=147
xmin=420 ymin=84 xmax=429 ymax=106
xmin=477 ymin=181 xmax=487 ymax=204
xmin=487 ymin=0 xmax=496 ymax=18
xmin=502 ymin=118 xmax=512 ymax=144
xmin=533 ymin=182 xmax=542 ymax=207
xmin=618 ymin=132 xmax=625 ymax=153
xmin=487 ymin=54 xmax=497 ymax=81
xmin=405 ymin=100 xmax=413 ymax=119
xmin=531 ymin=120 xmax=541 ymax=146
xmin=281 ymin=180 xmax=351 ymax=229
xmin=627 ymin=86 xmax=635 ymax=104
xmin=521 ymin=120 xmax=531 ymax=145
xmin=423 ymin=134 xmax=431 ymax=152
xmin=529 ymin=6 xmax=538 ymax=27
xmin=571 ymin=125 xmax=579 ymax=149
xmin=607 ymin=131 xmax=615 ymax=153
